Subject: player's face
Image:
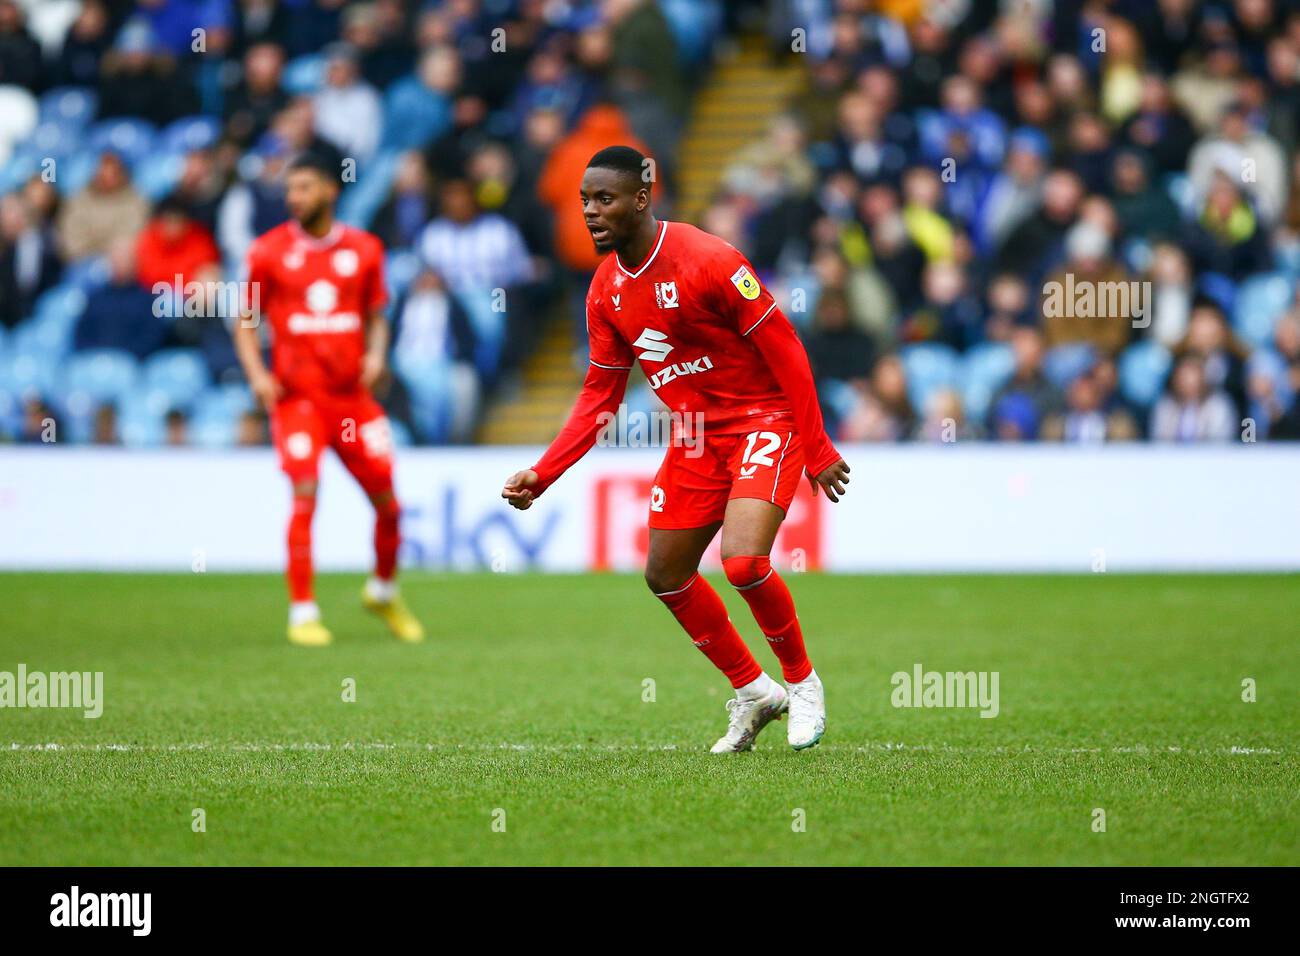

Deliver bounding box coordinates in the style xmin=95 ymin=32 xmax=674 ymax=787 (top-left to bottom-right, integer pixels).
xmin=285 ymin=169 xmax=338 ymax=226
xmin=580 ymin=166 xmax=646 ymax=254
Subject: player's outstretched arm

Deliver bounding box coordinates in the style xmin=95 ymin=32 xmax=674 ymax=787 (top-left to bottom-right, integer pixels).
xmin=501 ymin=364 xmax=629 ymax=509
xmin=748 ymin=307 xmax=851 ymax=502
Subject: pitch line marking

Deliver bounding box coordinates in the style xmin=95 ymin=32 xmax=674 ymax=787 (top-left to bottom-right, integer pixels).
xmin=5 ymin=742 xmax=1285 ymax=755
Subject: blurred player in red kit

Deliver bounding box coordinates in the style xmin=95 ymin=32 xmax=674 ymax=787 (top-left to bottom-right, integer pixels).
xmin=234 ymin=153 xmax=423 ymax=646
xmin=502 ymin=147 xmax=850 ymax=751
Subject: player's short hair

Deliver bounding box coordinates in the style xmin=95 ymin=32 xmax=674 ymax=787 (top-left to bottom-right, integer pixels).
xmin=287 ymin=151 xmax=341 ymax=185
xmin=586 ymin=145 xmax=648 ymax=189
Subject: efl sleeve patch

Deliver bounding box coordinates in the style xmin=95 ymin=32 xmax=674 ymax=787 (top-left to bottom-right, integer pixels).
xmin=730 ymin=265 xmax=762 ymax=301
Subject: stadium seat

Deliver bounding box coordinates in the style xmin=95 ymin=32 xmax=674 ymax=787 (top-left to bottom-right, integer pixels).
xmin=338 ymin=149 xmax=400 ymax=229
xmin=283 ymin=54 xmax=326 ymax=95
xmin=1197 ymin=271 xmax=1237 ymax=316
xmin=1163 ymin=172 xmax=1195 ymax=219
xmin=54 ymin=150 xmax=100 ymax=195
xmin=388 ymin=419 xmax=413 ymax=448
xmin=134 ymin=150 xmax=185 ymax=201
xmin=38 ymin=86 xmax=98 ymax=128
xmin=117 ymin=386 xmax=172 ymax=447
xmin=11 ymin=311 xmax=76 ymax=358
xmin=193 ymin=383 xmax=255 ymax=422
xmin=1118 ymin=341 xmax=1173 ymax=408
xmin=0 ymin=349 xmax=60 ymax=400
xmin=34 ymin=285 xmax=88 ymax=326
xmin=1042 ymin=342 xmax=1097 ymax=389
xmin=392 ymin=353 xmax=453 ymax=442
xmin=818 ymin=378 xmax=859 ymax=423
xmin=87 ymin=118 xmax=157 ymax=168
xmin=1247 ymin=347 xmax=1295 ymax=410
xmin=59 ymin=256 xmax=109 ymax=290
xmin=141 ymin=349 xmax=211 ymax=410
xmin=160 ymin=115 xmax=221 ymax=154
xmin=961 ymin=341 xmax=1016 ymax=422
xmin=384 ymin=248 xmax=421 ymax=301
xmin=60 ymin=349 xmax=140 ymax=407
xmin=900 ymin=343 xmax=960 ymax=414
xmin=1232 ymin=272 xmax=1293 ymax=348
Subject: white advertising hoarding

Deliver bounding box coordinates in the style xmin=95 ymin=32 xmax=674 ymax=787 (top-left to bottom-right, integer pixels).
xmin=0 ymin=445 xmax=1297 ymax=572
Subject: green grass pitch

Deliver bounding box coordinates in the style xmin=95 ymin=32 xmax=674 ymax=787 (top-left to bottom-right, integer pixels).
xmin=0 ymin=571 xmax=1296 ymax=866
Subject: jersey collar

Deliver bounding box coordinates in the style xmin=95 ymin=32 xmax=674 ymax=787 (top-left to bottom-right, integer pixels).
xmin=289 ymin=219 xmax=345 ymax=250
xmin=615 ymin=220 xmax=668 ymax=280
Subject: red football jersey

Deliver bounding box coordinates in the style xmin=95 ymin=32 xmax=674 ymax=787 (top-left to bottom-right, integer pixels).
xmin=246 ymin=220 xmax=387 ymax=398
xmin=585 ymin=220 xmax=794 ymax=435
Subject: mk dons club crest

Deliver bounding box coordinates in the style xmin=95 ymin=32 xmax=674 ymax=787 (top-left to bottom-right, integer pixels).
xmin=730 ymin=265 xmax=761 ymax=300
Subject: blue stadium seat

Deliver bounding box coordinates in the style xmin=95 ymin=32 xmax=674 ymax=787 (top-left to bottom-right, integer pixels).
xmin=141 ymin=349 xmax=210 ymax=409
xmin=338 ymin=149 xmax=400 ymax=229
xmin=0 ymin=349 xmax=60 ymax=400
xmin=1247 ymin=347 xmax=1295 ymax=409
xmin=61 ymin=349 xmax=140 ymax=407
xmin=1042 ymin=342 xmax=1097 ymax=389
xmin=388 ymin=418 xmax=413 ymax=448
xmin=1197 ymin=271 xmax=1237 ymax=316
xmin=134 ymin=150 xmax=185 ymax=201
xmin=900 ymin=342 xmax=960 ymax=413
xmin=384 ymin=248 xmax=421 ymax=301
xmin=160 ymin=115 xmax=220 ymax=154
xmin=59 ymin=256 xmax=109 ymax=290
xmin=961 ymin=341 xmax=1016 ymax=422
xmin=34 ymin=284 xmax=88 ymax=325
xmin=392 ymin=352 xmax=453 ymax=443
xmin=1118 ymin=341 xmax=1173 ymax=408
xmin=1232 ymin=271 xmax=1292 ymax=348
xmin=38 ymin=87 xmax=98 ymax=128
xmin=117 ymin=386 xmax=172 ymax=447
xmin=87 ymin=118 xmax=157 ymax=168
xmin=23 ymin=120 xmax=82 ymax=163
xmin=283 ymin=54 xmax=326 ymax=94
xmin=1163 ymin=172 xmax=1195 ymax=218
xmin=54 ymin=150 xmax=99 ymax=195
xmin=818 ymin=378 xmax=859 ymax=423
xmin=452 ymin=287 xmax=505 ymax=380
xmin=11 ymin=313 xmax=75 ymax=358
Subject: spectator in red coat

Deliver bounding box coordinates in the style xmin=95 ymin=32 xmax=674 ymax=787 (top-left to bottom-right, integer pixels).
xmin=135 ymin=196 xmax=221 ymax=292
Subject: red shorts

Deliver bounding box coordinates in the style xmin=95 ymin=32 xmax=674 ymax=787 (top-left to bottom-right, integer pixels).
xmin=270 ymin=392 xmax=394 ymax=495
xmin=648 ymin=426 xmax=805 ymax=530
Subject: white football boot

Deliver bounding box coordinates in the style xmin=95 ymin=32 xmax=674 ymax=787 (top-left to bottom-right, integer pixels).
xmin=710 ymin=682 xmax=788 ymax=753
xmin=786 ymin=670 xmax=826 ymax=750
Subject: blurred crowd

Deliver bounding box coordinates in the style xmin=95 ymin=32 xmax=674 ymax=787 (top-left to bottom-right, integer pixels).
xmin=1 ymin=0 xmax=1299 ymax=447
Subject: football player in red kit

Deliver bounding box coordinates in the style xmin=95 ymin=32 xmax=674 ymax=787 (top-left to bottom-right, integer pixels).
xmin=234 ymin=152 xmax=423 ymax=646
xmin=502 ymin=147 xmax=850 ymax=751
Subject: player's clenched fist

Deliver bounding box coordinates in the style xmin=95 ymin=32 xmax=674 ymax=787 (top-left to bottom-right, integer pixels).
xmin=808 ymin=459 xmax=851 ymax=502
xmin=502 ymin=469 xmax=540 ymax=510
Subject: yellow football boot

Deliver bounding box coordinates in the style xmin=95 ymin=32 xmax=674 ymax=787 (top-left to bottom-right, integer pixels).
xmin=362 ymin=589 xmax=425 ymax=643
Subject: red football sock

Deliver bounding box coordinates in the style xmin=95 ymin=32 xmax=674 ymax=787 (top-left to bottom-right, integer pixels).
xmin=654 ymin=573 xmax=763 ymax=688
xmin=373 ymin=492 xmax=400 ymax=581
xmin=287 ymin=494 xmax=315 ymax=602
xmin=723 ymin=555 xmax=813 ymax=684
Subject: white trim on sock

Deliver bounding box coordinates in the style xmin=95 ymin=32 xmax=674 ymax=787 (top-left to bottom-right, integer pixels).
xmin=365 ymin=577 xmax=397 ymax=603
xmin=736 ymin=672 xmax=776 ymax=701
xmin=289 ymin=601 xmax=320 ymax=626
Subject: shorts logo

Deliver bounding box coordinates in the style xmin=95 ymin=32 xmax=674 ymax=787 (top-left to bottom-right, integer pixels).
xmin=730 ymin=266 xmax=761 ymax=300
xmin=654 ymin=281 xmax=678 ymax=309
xmin=650 ymin=485 xmax=665 ymax=512
xmin=359 ymin=417 xmax=393 ymax=460
xmin=634 ymin=328 xmax=673 ymax=362
xmin=286 ymin=432 xmax=313 ymax=460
